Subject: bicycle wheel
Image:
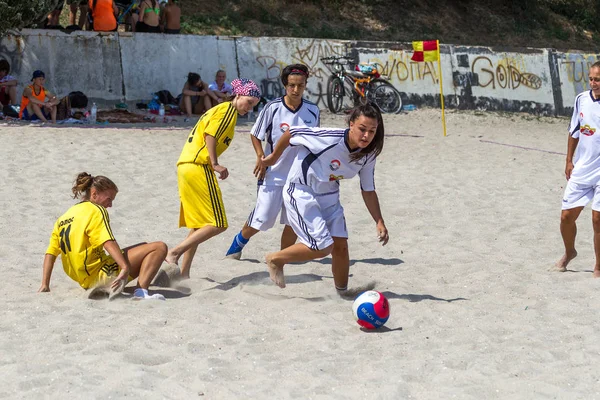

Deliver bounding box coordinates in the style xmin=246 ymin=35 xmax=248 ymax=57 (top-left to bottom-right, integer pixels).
xmin=327 ymin=76 xmax=345 ymax=114
xmin=369 ymin=80 xmax=402 ymax=114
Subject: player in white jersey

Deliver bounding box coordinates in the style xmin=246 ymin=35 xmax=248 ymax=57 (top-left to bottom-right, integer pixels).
xmin=261 ymin=103 xmax=389 ymax=289
xmin=225 ymin=64 xmax=321 ymax=259
xmin=556 ymin=61 xmax=600 ymax=276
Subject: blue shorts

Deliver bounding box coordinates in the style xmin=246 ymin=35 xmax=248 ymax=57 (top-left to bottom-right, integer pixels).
xmin=21 ymin=107 xmax=50 ymax=121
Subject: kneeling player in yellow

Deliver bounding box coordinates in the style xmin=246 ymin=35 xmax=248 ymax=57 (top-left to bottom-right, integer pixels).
xmin=166 ymin=78 xmax=261 ymax=278
xmin=39 ymin=172 xmax=168 ymax=300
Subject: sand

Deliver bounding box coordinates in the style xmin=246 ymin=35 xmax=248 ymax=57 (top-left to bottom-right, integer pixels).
xmin=1 ymin=108 xmax=599 ymax=399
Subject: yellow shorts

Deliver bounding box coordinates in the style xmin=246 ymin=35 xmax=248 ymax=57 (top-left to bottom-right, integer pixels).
xmin=77 ymin=256 xmax=132 ymax=289
xmin=177 ymin=163 xmax=228 ymax=229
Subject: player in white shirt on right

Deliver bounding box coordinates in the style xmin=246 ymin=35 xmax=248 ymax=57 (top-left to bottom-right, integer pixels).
xmin=556 ymin=61 xmax=600 ymax=276
xmin=261 ymin=103 xmax=389 ymax=290
xmin=225 ymin=64 xmax=321 ymax=260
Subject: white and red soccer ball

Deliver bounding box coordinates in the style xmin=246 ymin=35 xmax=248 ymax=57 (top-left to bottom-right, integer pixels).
xmin=352 ymin=290 xmax=390 ymax=329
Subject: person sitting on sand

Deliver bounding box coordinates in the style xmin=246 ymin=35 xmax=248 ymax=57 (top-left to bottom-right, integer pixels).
xmin=19 ymin=70 xmax=59 ymax=124
xmin=39 ymin=172 xmax=168 ymax=300
xmin=179 ymin=72 xmax=220 ymax=120
xmin=0 ymin=59 xmax=18 ymax=107
xmin=261 ymin=102 xmax=389 ymax=290
xmin=208 ymin=70 xmax=233 ymax=107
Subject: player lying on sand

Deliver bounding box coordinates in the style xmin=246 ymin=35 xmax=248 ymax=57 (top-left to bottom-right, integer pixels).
xmin=39 ymin=172 xmax=168 ymax=300
xmin=261 ymin=102 xmax=389 ymax=289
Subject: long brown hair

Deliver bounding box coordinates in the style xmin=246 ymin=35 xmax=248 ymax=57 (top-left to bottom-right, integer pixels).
xmin=72 ymin=172 xmax=118 ymax=200
xmin=347 ymin=102 xmax=385 ymax=162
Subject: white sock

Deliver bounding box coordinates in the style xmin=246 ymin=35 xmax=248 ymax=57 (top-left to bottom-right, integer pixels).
xmin=133 ymin=288 xmax=165 ymax=301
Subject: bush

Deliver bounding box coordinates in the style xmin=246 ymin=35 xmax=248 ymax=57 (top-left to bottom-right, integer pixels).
xmin=0 ymin=0 xmax=62 ymax=35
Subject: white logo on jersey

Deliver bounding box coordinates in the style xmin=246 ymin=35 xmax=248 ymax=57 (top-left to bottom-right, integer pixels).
xmin=329 ymin=160 xmax=341 ymax=171
xmin=280 ymin=123 xmax=290 ymax=134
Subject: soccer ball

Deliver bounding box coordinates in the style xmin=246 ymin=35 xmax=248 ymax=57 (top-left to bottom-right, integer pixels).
xmin=352 ymin=290 xmax=390 ymax=329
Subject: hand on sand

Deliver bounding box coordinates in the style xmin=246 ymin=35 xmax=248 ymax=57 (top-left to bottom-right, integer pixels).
xmin=38 ymin=285 xmax=50 ymax=293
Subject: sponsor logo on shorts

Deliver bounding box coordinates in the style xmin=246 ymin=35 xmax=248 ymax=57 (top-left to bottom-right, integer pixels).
xmin=280 ymin=123 xmax=290 ymax=133
xmin=329 ymin=174 xmax=344 ymax=181
xmin=329 ymin=159 xmax=341 ymax=171
xmin=580 ymin=124 xmax=596 ymax=136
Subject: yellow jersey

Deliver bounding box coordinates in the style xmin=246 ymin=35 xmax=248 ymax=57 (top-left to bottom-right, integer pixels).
xmin=177 ymin=102 xmax=238 ymax=165
xmin=46 ymin=201 xmax=118 ymax=289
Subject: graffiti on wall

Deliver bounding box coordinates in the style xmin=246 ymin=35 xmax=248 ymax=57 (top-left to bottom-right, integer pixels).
xmin=255 ymin=40 xmax=347 ymax=107
xmin=469 ymin=56 xmax=542 ymax=90
xmin=365 ymin=52 xmax=439 ymax=85
xmin=561 ymin=53 xmax=600 ymax=95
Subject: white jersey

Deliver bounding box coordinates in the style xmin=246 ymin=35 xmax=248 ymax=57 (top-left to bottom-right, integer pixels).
xmin=569 ymin=90 xmax=600 ymax=185
xmin=0 ymin=74 xmax=15 ymax=84
xmin=252 ymin=97 xmax=320 ymax=186
xmin=208 ymin=81 xmax=233 ymax=94
xmin=287 ymin=127 xmax=376 ymax=194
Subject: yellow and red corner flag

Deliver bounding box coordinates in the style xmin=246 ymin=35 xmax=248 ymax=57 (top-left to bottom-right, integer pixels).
xmin=411 ymin=40 xmax=439 ymax=62
xmin=411 ymin=39 xmax=447 ymax=137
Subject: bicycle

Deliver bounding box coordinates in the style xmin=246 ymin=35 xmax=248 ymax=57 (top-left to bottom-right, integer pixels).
xmin=321 ymin=56 xmax=402 ymax=114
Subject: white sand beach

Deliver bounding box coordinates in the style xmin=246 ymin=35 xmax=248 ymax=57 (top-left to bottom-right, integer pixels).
xmin=1 ymin=108 xmax=599 ymax=399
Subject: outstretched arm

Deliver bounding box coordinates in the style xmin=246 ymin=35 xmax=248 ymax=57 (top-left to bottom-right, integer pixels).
xmin=39 ymin=254 xmax=57 ymax=292
xmin=103 ymin=240 xmax=131 ymax=290
xmin=361 ymin=190 xmax=389 ymax=246
xmin=262 ymin=130 xmax=291 ymax=167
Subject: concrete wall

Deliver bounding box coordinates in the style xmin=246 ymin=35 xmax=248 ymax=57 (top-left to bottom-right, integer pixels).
xmin=0 ymin=29 xmax=597 ymax=116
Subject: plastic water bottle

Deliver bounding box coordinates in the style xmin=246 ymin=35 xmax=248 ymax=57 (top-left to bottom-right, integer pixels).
xmin=90 ymin=103 xmax=97 ymax=123
xmin=159 ymin=103 xmax=165 ymax=117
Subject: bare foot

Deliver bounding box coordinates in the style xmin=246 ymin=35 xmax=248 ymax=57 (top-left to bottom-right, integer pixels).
xmin=553 ymin=250 xmax=577 ymax=272
xmin=266 ymin=254 xmax=285 ymax=288
xmin=594 ymin=269 xmax=600 ymax=278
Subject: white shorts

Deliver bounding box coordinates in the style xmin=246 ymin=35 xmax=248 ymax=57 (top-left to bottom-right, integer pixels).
xmin=247 ymin=184 xmax=288 ymax=231
xmin=283 ymin=182 xmax=347 ymax=251
xmin=562 ymin=180 xmax=600 ymax=211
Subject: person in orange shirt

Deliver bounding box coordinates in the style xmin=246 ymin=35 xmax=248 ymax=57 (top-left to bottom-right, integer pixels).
xmin=88 ymin=0 xmax=118 ymax=32
xmin=19 ymin=70 xmax=59 ymax=123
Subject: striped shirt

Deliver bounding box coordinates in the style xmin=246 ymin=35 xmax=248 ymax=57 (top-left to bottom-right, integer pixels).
xmin=178 ymin=102 xmax=238 ymax=165
xmin=46 ymin=201 xmax=116 ymax=288
xmin=252 ymin=97 xmax=320 ymax=186
xmin=287 ymin=127 xmax=377 ymax=194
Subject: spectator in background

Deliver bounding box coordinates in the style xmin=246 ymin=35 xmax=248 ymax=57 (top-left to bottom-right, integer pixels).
xmin=0 ymin=59 xmax=18 ymax=107
xmin=208 ymin=70 xmax=233 ymax=107
xmin=46 ymin=1 xmax=64 ymax=29
xmin=69 ymin=0 xmax=89 ymax=30
xmin=136 ymin=0 xmax=161 ymax=33
xmin=19 ymin=70 xmax=59 ymax=124
xmin=179 ymin=72 xmax=220 ymax=120
xmin=88 ymin=0 xmax=118 ymax=32
xmin=161 ymin=0 xmax=180 ymax=34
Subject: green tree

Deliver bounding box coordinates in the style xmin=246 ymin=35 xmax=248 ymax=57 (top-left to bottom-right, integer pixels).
xmin=0 ymin=0 xmax=62 ymax=35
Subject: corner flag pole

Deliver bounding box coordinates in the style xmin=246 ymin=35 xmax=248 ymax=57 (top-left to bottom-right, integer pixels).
xmin=437 ymin=40 xmax=447 ymax=137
